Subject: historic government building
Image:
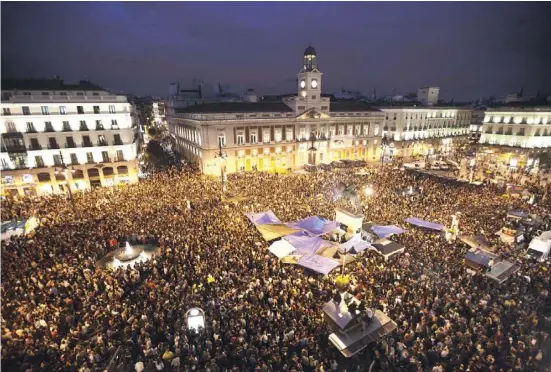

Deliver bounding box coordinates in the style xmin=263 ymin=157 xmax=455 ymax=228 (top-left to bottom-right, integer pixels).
xmin=168 ymin=46 xmax=471 ymax=175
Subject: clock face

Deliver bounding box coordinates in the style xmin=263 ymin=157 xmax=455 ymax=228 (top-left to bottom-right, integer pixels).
xmin=311 ymin=79 xmax=318 ymax=88
xmin=300 ymin=80 xmax=306 ymax=89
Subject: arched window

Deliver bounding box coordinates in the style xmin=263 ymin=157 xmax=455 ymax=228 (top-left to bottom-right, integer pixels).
xmin=87 ymin=168 xmax=100 ymax=178
xmin=72 ymin=170 xmax=84 ymax=179
xmin=103 ymin=167 xmax=114 ymax=176
xmin=37 ymin=172 xmax=51 ymax=182
xmin=117 ymin=166 xmax=128 ymax=175
xmin=55 ymin=173 xmax=66 ymax=181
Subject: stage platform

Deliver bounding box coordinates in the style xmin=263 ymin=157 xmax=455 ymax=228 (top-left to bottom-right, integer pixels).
xmin=486 ymin=260 xmax=519 ymax=284
xmin=327 ymin=310 xmax=397 ymax=358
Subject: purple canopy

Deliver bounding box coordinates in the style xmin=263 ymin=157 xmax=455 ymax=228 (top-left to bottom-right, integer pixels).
xmin=405 ymin=217 xmax=445 ymax=231
xmin=284 ymin=231 xmax=333 ymax=255
xmin=338 ymin=234 xmax=372 ymax=253
xmin=371 ymin=225 xmax=407 ymax=239
xmin=245 ymin=210 xmax=282 ymax=225
xmin=297 ymin=254 xmax=339 ymax=275
xmin=287 ymin=216 xmax=339 ymax=236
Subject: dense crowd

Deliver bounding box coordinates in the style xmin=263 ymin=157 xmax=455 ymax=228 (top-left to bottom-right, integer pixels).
xmin=1 ymin=165 xmax=550 ymax=372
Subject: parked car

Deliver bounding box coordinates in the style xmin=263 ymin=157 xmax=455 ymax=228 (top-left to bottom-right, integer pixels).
xmin=353 ymin=159 xmax=366 ymax=167
xmin=331 ymin=160 xmax=345 ymax=168
xmin=319 ymin=163 xmax=332 ymax=171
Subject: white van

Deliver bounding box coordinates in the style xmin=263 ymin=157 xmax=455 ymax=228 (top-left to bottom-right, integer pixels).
xmin=526 ymin=232 xmax=551 ymax=262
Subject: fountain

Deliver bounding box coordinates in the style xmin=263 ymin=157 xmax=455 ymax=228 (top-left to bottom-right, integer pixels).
xmin=114 ymin=241 xmax=144 ymax=262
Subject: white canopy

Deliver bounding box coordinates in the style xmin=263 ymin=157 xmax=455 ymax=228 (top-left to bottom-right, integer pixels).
xmin=528 ymin=237 xmax=551 ymax=253
xmin=268 ymin=239 xmax=297 ymax=258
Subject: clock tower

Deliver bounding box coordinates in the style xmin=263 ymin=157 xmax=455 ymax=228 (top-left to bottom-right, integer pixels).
xmin=283 ymin=46 xmax=330 ymax=114
xmin=297 ymin=45 xmax=322 ymax=98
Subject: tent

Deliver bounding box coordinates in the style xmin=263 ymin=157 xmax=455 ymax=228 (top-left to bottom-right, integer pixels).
xmin=458 ymin=234 xmax=495 ymax=252
xmin=268 ymin=239 xmax=297 ymax=258
xmin=371 ymin=239 xmax=406 ymax=259
xmin=297 ymin=254 xmax=339 ymax=275
xmin=338 ymin=234 xmax=372 ymax=254
xmin=464 ymin=249 xmax=495 ymax=268
xmin=1 ymin=220 xmax=26 ymax=241
xmin=404 ymin=217 xmax=445 ymax=231
xmin=245 ymin=210 xmax=282 ymax=225
xmin=283 ymin=231 xmax=333 ymax=255
xmin=255 ymin=224 xmax=299 ymax=241
xmin=287 ymin=216 xmax=340 ymax=236
xmin=371 ymin=225 xmax=407 ymax=239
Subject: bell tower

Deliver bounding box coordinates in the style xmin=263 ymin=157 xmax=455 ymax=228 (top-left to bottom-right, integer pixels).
xmin=297 ymin=45 xmax=322 ymax=99
xmin=283 ymin=45 xmax=330 ymax=114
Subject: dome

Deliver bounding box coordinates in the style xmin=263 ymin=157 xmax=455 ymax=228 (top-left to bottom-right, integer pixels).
xmin=304 ymin=45 xmax=316 ymax=56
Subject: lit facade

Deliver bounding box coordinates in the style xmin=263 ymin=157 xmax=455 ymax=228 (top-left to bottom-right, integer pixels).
xmin=378 ymin=107 xmax=471 ymax=157
xmin=417 ymin=87 xmax=440 ymax=106
xmin=1 ymin=80 xmax=140 ymax=197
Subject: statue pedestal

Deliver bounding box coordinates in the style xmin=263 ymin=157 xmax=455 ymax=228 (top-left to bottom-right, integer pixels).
xmin=335 ymin=208 xmax=364 ymax=234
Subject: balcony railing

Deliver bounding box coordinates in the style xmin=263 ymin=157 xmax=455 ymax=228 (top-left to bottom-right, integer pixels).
xmin=7 ymin=95 xmax=128 ymax=102
xmin=62 ymin=127 xmax=72 ymax=132
xmin=65 ymin=143 xmax=77 ymax=148
xmin=101 ymin=157 xmax=111 ymax=163
xmin=44 ymin=127 xmax=56 ymax=133
xmin=86 ymin=159 xmax=95 ymax=164
xmin=115 ymin=156 xmax=125 ymax=162
xmin=28 ymin=144 xmax=42 ymax=150
xmin=47 ymin=143 xmax=60 ymax=149
xmin=113 ymin=140 xmax=123 ymax=146
xmin=79 ymin=126 xmax=90 ymax=131
xmin=97 ymin=141 xmax=109 ymax=147
xmin=2 ymin=145 xmax=27 ymax=152
xmin=82 ymin=142 xmax=94 ymax=148
xmin=26 ymin=128 xmax=38 ymax=134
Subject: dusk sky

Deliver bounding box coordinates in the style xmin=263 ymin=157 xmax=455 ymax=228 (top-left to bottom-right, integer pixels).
xmin=2 ymin=2 xmax=550 ymax=100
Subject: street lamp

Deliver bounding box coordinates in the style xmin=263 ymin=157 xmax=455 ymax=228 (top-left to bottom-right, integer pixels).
xmin=54 ymin=151 xmax=79 ymax=218
xmin=215 ymin=140 xmax=228 ymax=193
xmin=364 ymin=185 xmax=374 ymax=197
xmin=380 ymin=135 xmax=389 ymax=165
xmin=308 ymin=132 xmax=318 ymax=165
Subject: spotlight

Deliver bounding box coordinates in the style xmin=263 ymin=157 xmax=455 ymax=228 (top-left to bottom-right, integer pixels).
xmin=364 ymin=186 xmax=374 ymax=197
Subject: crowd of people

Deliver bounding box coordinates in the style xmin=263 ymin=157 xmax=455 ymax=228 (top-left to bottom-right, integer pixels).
xmin=1 ymin=164 xmax=550 ymax=372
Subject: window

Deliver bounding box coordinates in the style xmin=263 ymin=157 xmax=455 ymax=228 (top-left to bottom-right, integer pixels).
xmin=53 ymin=154 xmax=62 ymax=166
xmin=236 ymin=131 xmax=244 ymax=145
xmin=274 ymin=128 xmax=282 ymax=142
xmin=82 ymin=135 xmax=92 ymax=147
xmin=79 ymin=121 xmax=88 ymax=131
xmin=66 ymin=137 xmax=76 ymax=148
xmin=77 ymin=106 xmax=84 ymax=114
xmin=48 ymin=137 xmax=59 ymax=149
xmin=312 ymin=95 xmax=316 ymax=99
xmin=338 ymin=125 xmax=344 ymax=136
xmin=42 ymin=92 xmax=49 ymax=96
xmin=3 ymin=108 xmax=11 ymax=115
xmin=77 ymin=92 xmax=84 ymax=96
xmin=98 ymin=135 xmax=107 ymax=146
xmin=86 ymin=152 xmax=94 ymax=163
xmin=59 ymin=106 xmax=67 ymax=115
xmin=262 ymin=128 xmax=270 ymax=143
xmin=93 ymin=106 xmax=100 ymax=114
xmin=114 ymin=134 xmax=122 ymax=145
xmin=347 ymin=125 xmax=353 ymax=136
xmin=30 ymin=138 xmax=41 ymax=150
xmin=35 ymin=156 xmax=44 ymax=168
xmin=286 ymin=127 xmax=294 ymax=141
xmin=363 ymin=124 xmax=370 ymax=136
xmin=374 ymin=125 xmax=380 ymax=136
xmin=250 ymin=132 xmax=257 ymax=144
xmin=41 ymin=106 xmax=49 ymax=115
xmin=26 ymin=122 xmax=36 ymax=133
xmin=217 ymin=133 xmax=226 ymax=147
xmin=329 ymin=126 xmax=335 ymax=137
xmin=95 ymin=120 xmax=104 ymax=130
xmin=321 ymin=106 xmax=328 ymax=110
xmin=111 ymin=120 xmax=119 ymax=129
xmin=59 ymin=92 xmax=67 ymax=96
xmin=22 ymin=106 xmax=31 ymax=115
xmin=22 ymin=92 xmax=31 ymax=96
xmin=116 ymin=150 xmax=124 ymax=161
xmin=109 ymin=105 xmax=116 ymax=114
xmin=44 ymin=122 xmax=55 ymax=132
xmin=62 ymin=121 xmax=71 ymax=131
xmin=101 ymin=151 xmax=110 ymax=162
xmin=299 ymin=126 xmax=306 ymax=139
xmin=297 ymin=106 xmax=305 ymax=111
xmin=93 ymin=92 xmax=99 ymax=96
xmin=70 ymin=153 xmax=78 ymax=165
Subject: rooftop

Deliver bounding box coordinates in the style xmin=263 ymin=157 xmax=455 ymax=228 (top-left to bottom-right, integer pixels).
xmin=177 ymin=102 xmax=294 ymax=114
xmin=330 ymin=101 xmax=380 ymax=112
xmin=2 ymin=78 xmax=105 ymax=92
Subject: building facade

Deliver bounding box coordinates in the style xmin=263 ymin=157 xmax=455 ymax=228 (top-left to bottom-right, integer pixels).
xmin=1 ymin=79 xmax=140 ymax=197
xmin=417 ymin=87 xmax=440 ymax=106
xmin=477 ymin=107 xmax=551 ymax=168
xmin=168 ymin=47 xmax=472 ymax=175
xmin=378 ymin=106 xmax=471 ymax=158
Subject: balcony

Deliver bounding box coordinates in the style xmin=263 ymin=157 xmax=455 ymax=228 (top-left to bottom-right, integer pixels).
xmin=8 ymin=94 xmax=127 ymax=103
xmin=26 ymin=128 xmax=38 ymax=134
xmin=47 ymin=143 xmax=60 ymax=149
xmin=44 ymin=127 xmax=56 ymax=133
xmin=101 ymin=157 xmax=112 ymax=163
xmin=62 ymin=127 xmax=72 ymax=132
xmin=65 ymin=143 xmax=77 ymax=149
xmin=115 ymin=156 xmax=125 ymax=162
xmin=113 ymin=140 xmax=123 ymax=146
xmin=28 ymin=144 xmax=42 ymax=150
xmin=97 ymin=141 xmax=109 ymax=147
xmin=86 ymin=159 xmax=95 ymax=164
xmin=82 ymin=141 xmax=94 ymax=148
xmin=79 ymin=126 xmax=90 ymax=132
xmin=2 ymin=144 xmax=27 ymax=153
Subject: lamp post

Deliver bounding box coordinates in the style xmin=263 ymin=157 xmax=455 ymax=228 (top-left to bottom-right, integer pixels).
xmin=54 ymin=151 xmax=79 ymax=218
xmin=380 ymin=135 xmax=389 ymax=165
xmin=308 ymin=132 xmax=318 ymax=165
xmin=215 ymin=140 xmax=228 ymax=193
